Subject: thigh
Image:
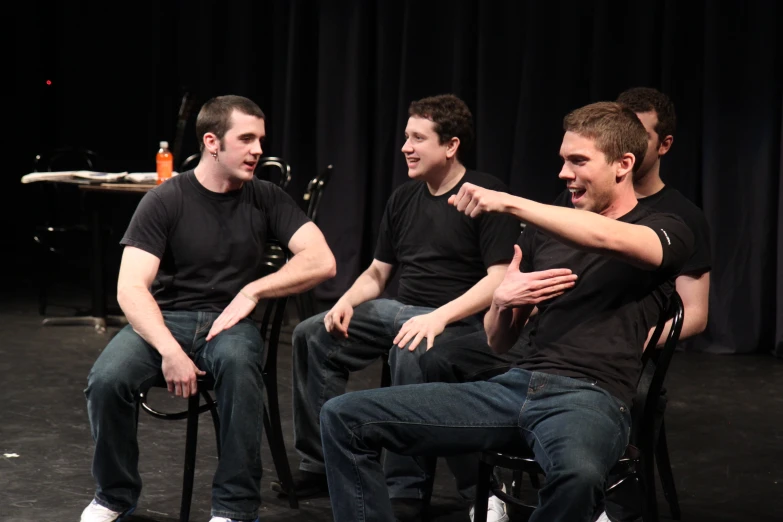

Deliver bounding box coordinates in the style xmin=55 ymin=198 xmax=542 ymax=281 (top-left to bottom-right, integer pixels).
xmin=322 ymin=369 xmax=534 ymax=458
xmin=522 ymin=375 xmax=631 ymax=476
xmin=197 ymin=318 xmax=265 ymax=375
xmin=87 ymin=325 xmax=163 ymax=391
xmin=422 ymin=330 xmax=515 ymax=383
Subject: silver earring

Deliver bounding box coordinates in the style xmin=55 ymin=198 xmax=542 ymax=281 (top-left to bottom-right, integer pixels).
xmin=211 ymin=151 xmax=218 ymax=160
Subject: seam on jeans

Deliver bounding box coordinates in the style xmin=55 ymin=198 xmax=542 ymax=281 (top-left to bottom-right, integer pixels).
xmin=520 ymin=426 xmax=552 ymax=468
xmin=348 ymin=430 xmax=367 ymax=522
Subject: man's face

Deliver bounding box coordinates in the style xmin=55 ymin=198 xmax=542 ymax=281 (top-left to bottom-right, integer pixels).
xmin=217 ymin=110 xmax=266 ymax=183
xmin=401 ymin=116 xmax=452 ymax=179
xmin=634 ymin=111 xmax=665 ymax=180
xmin=558 ymin=131 xmax=619 ymax=214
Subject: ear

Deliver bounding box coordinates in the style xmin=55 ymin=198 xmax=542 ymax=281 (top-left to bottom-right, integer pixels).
xmin=616 ymin=152 xmax=635 ymax=183
xmin=203 ymin=132 xmax=219 ymax=155
xmin=445 ymin=137 xmax=461 ymax=159
xmin=657 ymin=135 xmax=673 ymax=157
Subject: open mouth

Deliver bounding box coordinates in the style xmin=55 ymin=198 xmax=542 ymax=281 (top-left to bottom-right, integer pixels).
xmin=406 ymin=157 xmax=419 ymax=168
xmin=569 ymin=187 xmax=586 ymax=204
xmin=244 ymin=160 xmax=257 ymax=170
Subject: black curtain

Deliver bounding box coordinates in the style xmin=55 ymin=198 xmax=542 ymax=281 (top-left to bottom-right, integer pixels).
xmin=11 ymin=0 xmax=782 ymax=355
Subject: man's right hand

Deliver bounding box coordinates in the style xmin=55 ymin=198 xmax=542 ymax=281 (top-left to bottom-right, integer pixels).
xmin=493 ymin=245 xmax=578 ymax=310
xmin=161 ymin=349 xmax=206 ymax=398
xmin=324 ymin=300 xmax=353 ymax=338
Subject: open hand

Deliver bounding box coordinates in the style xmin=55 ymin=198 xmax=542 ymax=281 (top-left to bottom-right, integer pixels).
xmin=206 ymin=287 xmax=258 ymax=341
xmin=493 ymin=245 xmax=577 ymax=310
xmin=393 ymin=312 xmax=448 ymax=352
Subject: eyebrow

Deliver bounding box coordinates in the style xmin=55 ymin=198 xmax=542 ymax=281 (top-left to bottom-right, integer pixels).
xmin=561 ymin=153 xmax=590 ymax=162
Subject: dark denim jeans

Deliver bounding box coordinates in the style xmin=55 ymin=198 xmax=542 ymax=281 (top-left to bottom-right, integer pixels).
xmin=84 ymin=311 xmax=265 ymax=520
xmin=291 ymin=298 xmax=482 ymax=499
xmin=321 ymin=368 xmax=631 ymax=522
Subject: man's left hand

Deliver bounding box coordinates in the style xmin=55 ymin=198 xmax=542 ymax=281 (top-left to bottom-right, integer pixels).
xmin=448 ymin=182 xmax=509 ymax=218
xmin=206 ymin=287 xmax=258 ymax=341
xmin=393 ymin=312 xmax=448 ymax=352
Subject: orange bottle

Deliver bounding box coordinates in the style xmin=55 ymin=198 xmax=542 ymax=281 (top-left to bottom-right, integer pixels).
xmin=156 ymin=140 xmax=174 ymax=185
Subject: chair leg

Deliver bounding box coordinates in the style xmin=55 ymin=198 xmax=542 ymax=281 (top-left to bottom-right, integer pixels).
xmin=474 ymin=459 xmax=493 ymax=522
xmin=639 ymin=446 xmax=660 ymax=522
xmin=180 ymin=393 xmax=200 ymax=522
xmin=380 ymin=355 xmax=392 ymax=388
xmin=655 ymin=421 xmax=681 ymax=519
xmin=201 ymin=389 xmax=221 ymax=458
xmin=263 ymin=363 xmax=298 ymax=509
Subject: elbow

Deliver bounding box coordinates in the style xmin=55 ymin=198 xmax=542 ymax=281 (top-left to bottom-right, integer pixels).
xmin=319 ymin=251 xmax=337 ymax=281
xmin=693 ymin=308 xmax=708 ymax=335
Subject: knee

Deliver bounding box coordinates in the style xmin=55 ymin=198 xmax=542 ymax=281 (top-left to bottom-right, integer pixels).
xmin=418 ymin=347 xmax=452 ymax=382
xmin=320 ymin=395 xmax=351 ymax=436
xmin=549 ymin=457 xmax=607 ymax=491
xmin=293 ymin=313 xmax=328 ymax=347
xmin=85 ymin=359 xmax=127 ymax=400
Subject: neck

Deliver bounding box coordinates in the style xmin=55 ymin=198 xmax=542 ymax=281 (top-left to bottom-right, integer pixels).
xmin=600 ymin=183 xmax=639 ymax=220
xmin=425 ymin=161 xmax=466 ymax=196
xmin=194 ymin=158 xmax=244 ymax=193
xmin=633 ymin=162 xmax=665 ymax=198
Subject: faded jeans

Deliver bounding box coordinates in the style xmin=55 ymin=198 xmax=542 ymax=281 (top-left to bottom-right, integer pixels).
xmin=321 ymin=368 xmax=632 ymax=522
xmin=84 ymin=311 xmax=265 ymax=520
xmin=291 ymin=298 xmax=482 ymax=499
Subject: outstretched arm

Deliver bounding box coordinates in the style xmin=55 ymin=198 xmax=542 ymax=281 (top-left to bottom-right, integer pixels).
xmin=449 ymin=183 xmax=681 ymax=270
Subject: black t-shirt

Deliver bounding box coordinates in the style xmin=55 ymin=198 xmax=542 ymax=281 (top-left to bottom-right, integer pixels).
xmin=552 ymin=186 xmax=711 ymax=276
xmin=374 ymin=170 xmax=521 ymax=310
xmin=120 ymin=171 xmax=310 ymax=312
xmin=516 ymin=204 xmax=694 ymax=407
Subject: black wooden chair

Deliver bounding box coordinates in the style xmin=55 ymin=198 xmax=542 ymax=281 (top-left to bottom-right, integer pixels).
xmin=31 ymin=147 xmax=102 ymax=316
xmin=292 ymin=164 xmax=334 ymax=322
xmin=256 ymin=156 xmax=292 ymax=189
xmin=473 ymin=291 xmax=685 ymax=522
xmin=138 ymin=279 xmax=299 ymax=521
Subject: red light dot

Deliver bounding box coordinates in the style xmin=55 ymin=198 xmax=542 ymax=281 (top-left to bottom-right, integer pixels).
xmin=46 ymin=80 xmax=52 ymax=85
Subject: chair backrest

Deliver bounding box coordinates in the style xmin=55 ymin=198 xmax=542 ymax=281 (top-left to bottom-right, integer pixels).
xmin=171 ymin=91 xmax=198 ymax=166
xmin=180 ymin=152 xmax=200 ymax=172
xmin=256 ymin=157 xmax=291 ymax=189
xmin=33 ymin=146 xmax=99 ymax=172
xmin=630 ymin=291 xmax=684 ymax=444
xmin=304 ymin=164 xmax=333 ymax=221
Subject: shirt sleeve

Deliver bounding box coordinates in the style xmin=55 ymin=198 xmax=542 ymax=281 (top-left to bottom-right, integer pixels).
xmin=478 ymin=211 xmax=523 ymax=268
xmin=120 ymin=191 xmax=169 ymax=258
xmin=373 ymin=193 xmax=397 ymax=265
xmin=262 ymin=183 xmax=312 ymax=246
xmin=517 ymin=224 xmax=536 ymax=273
xmin=680 ymin=210 xmax=712 ymax=276
xmin=641 ymin=212 xmax=695 ymax=278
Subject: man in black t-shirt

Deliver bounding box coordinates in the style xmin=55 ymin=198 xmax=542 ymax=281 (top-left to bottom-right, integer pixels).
xmin=591 ymin=87 xmax=711 ymax=522
xmin=80 ymin=96 xmax=336 ymax=522
xmin=275 ymin=95 xmax=520 ymax=518
xmin=319 ymin=102 xmax=694 ymax=522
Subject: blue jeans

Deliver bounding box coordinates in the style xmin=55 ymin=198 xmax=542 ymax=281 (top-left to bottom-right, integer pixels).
xmin=84 ymin=311 xmax=265 ymax=520
xmin=291 ymin=298 xmax=482 ymax=498
xmin=321 ymin=368 xmax=631 ymax=522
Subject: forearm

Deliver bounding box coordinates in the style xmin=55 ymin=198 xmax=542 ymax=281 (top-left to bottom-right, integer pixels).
xmin=338 ymin=266 xmax=389 ymax=307
xmin=484 ymin=301 xmax=533 ymax=354
xmin=433 ymin=271 xmax=504 ymax=325
xmin=501 ymin=195 xmax=648 ymax=266
xmin=247 ymin=247 xmax=336 ymax=300
xmin=118 ymin=286 xmax=182 ymax=357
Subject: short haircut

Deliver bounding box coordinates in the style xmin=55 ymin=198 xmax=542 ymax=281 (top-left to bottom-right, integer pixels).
xmin=408 ymin=94 xmax=474 ymax=162
xmin=616 ymin=87 xmax=676 ymax=141
xmin=563 ymin=101 xmax=648 ymax=174
xmin=196 ymin=95 xmax=266 ymax=150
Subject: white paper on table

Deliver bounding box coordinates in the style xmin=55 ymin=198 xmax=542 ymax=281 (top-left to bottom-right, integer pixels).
xmin=125 ymin=172 xmax=180 ymax=183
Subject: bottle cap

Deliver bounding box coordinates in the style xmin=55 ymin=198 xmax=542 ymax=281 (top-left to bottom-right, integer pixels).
xmin=160 ymin=141 xmax=169 ymax=148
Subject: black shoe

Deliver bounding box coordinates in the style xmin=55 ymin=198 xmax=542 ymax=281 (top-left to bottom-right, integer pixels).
xmin=391 ymin=498 xmax=425 ymax=522
xmin=270 ymin=470 xmax=329 ymax=498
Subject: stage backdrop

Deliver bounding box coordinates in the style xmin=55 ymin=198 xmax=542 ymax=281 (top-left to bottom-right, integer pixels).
xmin=12 ymin=0 xmax=782 ymax=355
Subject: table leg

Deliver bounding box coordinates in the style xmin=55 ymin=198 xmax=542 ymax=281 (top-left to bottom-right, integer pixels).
xmin=41 ymin=192 xmax=127 ymax=333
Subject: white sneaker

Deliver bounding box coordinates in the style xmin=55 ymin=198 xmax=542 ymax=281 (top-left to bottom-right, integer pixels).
xmin=80 ymin=500 xmax=125 ymax=522
xmin=595 ymin=511 xmax=611 ymax=522
xmin=469 ymin=494 xmax=510 ymax=522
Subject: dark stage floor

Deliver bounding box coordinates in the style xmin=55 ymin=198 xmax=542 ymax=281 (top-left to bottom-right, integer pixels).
xmin=1 ymin=281 xmax=781 ymax=522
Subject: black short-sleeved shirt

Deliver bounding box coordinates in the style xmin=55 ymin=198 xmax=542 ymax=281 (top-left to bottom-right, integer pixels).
xmin=516 ymin=204 xmax=694 ymax=407
xmin=552 ymin=186 xmax=711 ymax=276
xmin=121 ymin=171 xmax=310 ymax=312
xmin=374 ymin=170 xmax=521 ymax=310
